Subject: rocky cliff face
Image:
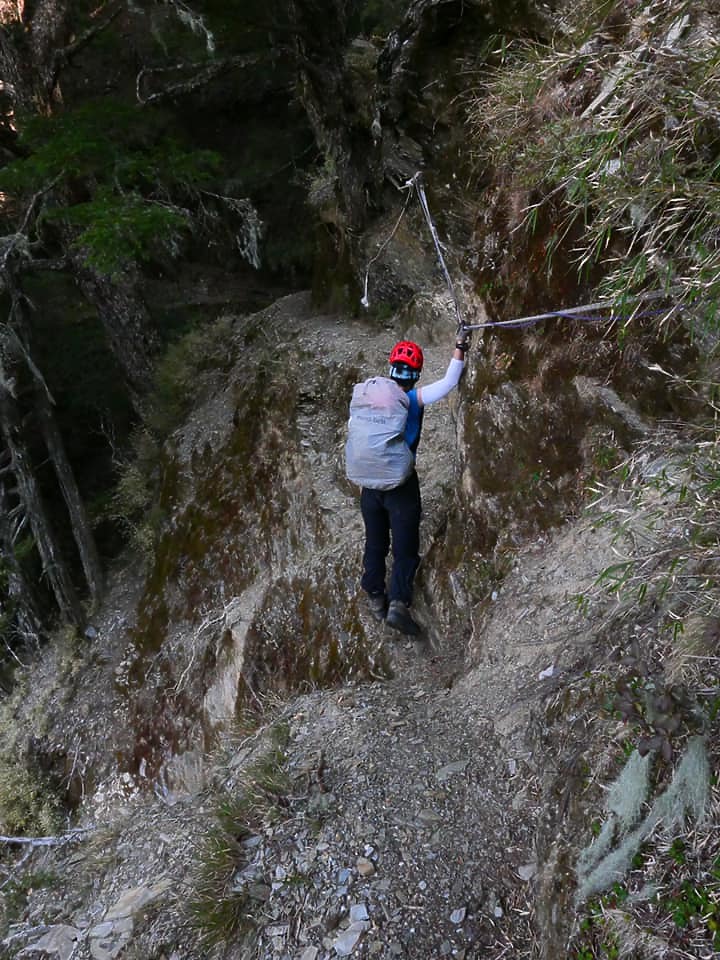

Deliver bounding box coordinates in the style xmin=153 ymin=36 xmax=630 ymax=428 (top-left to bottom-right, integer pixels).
xmin=2 ymin=2 xmax=720 ymax=959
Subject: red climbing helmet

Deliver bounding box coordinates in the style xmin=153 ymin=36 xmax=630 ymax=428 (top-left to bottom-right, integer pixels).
xmin=389 ymin=340 xmax=424 ymax=371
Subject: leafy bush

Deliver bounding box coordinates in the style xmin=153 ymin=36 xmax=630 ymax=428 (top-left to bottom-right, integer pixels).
xmin=49 ymin=189 xmax=189 ymax=274
xmin=2 ymin=100 xmax=221 ymax=193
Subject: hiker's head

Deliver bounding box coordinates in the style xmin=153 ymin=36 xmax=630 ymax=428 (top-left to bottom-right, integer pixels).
xmin=389 ymin=340 xmax=423 ymax=387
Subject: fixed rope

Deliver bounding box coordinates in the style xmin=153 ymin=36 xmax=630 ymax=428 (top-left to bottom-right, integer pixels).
xmin=411 ymin=174 xmax=465 ymax=333
xmin=463 ymin=289 xmax=683 ymax=331
xmin=361 ymin=183 xmax=415 ymax=309
xmin=362 ymin=172 xmax=466 ymax=332
xmin=361 ymin=173 xmax=682 ymax=335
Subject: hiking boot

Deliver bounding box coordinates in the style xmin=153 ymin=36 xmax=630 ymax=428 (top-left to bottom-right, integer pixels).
xmin=386 ymin=600 xmax=420 ymax=636
xmin=366 ymin=593 xmax=388 ymax=622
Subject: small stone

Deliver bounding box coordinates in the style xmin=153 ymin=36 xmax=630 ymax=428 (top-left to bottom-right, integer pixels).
xmin=417 ymin=809 xmax=442 ymax=824
xmin=333 ymin=927 xmax=363 ymax=956
xmin=440 ymin=941 xmax=452 ymax=956
xmin=356 ymin=857 xmax=375 ymax=877
xmin=418 ymin=880 xmax=427 ymax=891
xmin=324 ymin=909 xmax=343 ymax=932
xmin=518 ymin=863 xmax=537 ymax=882
xmin=450 ymin=907 xmax=466 ymax=924
xmin=494 ymin=905 xmax=504 ymax=918
xmin=90 ymin=938 xmax=124 ymax=960
xmin=248 ymin=883 xmax=272 ymax=901
xmin=110 ymin=917 xmax=133 ymax=936
xmin=436 ymin=759 xmax=469 ymax=783
xmin=20 ymin=925 xmax=80 ymax=960
xmin=104 ymin=880 xmax=172 ymax=921
xmin=349 ymin=904 xmax=369 ymax=923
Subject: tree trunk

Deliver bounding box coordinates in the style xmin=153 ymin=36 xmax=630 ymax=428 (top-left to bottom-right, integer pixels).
xmin=3 ymin=269 xmax=104 ymax=612
xmin=0 ymin=1 xmax=71 ymax=121
xmin=289 ymin=0 xmax=370 ymax=230
xmin=73 ymin=263 xmax=159 ymax=407
xmin=34 ymin=381 xmax=104 ymax=610
xmin=0 ymin=472 xmax=43 ymax=647
xmin=0 ymin=385 xmax=82 ymax=626
xmin=21 ymin=0 xmax=70 ymax=105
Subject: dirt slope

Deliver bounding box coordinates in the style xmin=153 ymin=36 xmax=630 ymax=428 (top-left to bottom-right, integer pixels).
xmin=2 ymin=292 xmax=717 ymax=960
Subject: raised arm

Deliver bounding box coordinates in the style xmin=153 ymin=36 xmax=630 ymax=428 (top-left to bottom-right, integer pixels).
xmin=417 ymin=333 xmax=469 ymax=407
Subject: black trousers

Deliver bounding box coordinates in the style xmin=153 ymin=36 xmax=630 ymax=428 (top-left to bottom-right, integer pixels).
xmin=360 ymin=471 xmax=421 ymax=606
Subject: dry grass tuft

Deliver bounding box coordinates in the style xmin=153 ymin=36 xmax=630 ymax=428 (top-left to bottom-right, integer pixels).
xmin=467 ymin=0 xmax=720 ymax=328
xmin=565 ymin=421 xmax=720 ymax=954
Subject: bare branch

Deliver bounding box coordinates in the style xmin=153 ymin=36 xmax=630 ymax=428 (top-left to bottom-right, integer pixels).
xmin=53 ymin=2 xmax=124 ymax=71
xmin=136 ymin=53 xmax=261 ymax=106
xmin=0 ymin=828 xmax=92 ymax=846
xmin=23 ymin=256 xmax=68 ymax=273
xmin=0 ymin=322 xmax=55 ymax=406
xmin=2 ymin=636 xmax=26 ymax=667
xmin=0 ymin=172 xmax=65 ymax=278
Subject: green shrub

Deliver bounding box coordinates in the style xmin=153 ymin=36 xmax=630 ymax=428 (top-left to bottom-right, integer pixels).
xmin=0 ymin=757 xmax=62 ymax=836
xmin=0 ymin=99 xmax=223 ymax=275
xmin=109 ymin=314 xmax=238 ymax=557
xmin=49 ymin=190 xmax=189 ymax=275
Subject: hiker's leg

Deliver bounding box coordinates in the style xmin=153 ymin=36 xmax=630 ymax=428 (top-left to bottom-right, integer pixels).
xmin=360 ymin=488 xmax=390 ymax=596
xmin=387 ymin=472 xmax=421 ymax=605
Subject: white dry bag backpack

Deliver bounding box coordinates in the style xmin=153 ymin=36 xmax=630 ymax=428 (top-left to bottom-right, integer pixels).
xmin=345 ymin=376 xmax=414 ymax=490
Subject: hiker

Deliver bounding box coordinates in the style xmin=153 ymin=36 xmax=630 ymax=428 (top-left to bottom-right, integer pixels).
xmin=346 ymin=332 xmax=469 ymax=635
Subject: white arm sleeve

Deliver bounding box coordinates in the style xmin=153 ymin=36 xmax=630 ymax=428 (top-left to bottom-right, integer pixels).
xmin=418 ymin=357 xmax=464 ymax=407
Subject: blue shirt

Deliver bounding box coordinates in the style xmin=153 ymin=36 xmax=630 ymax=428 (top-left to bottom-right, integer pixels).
xmin=405 ymin=389 xmax=424 ymax=456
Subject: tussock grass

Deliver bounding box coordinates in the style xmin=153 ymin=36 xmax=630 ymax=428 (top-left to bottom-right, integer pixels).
xmin=586 ymin=428 xmax=720 ymax=644
xmin=565 ymin=424 xmax=720 ymax=955
xmin=468 ymin=0 xmax=720 ymax=329
xmin=187 ymin=732 xmax=293 ymax=951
